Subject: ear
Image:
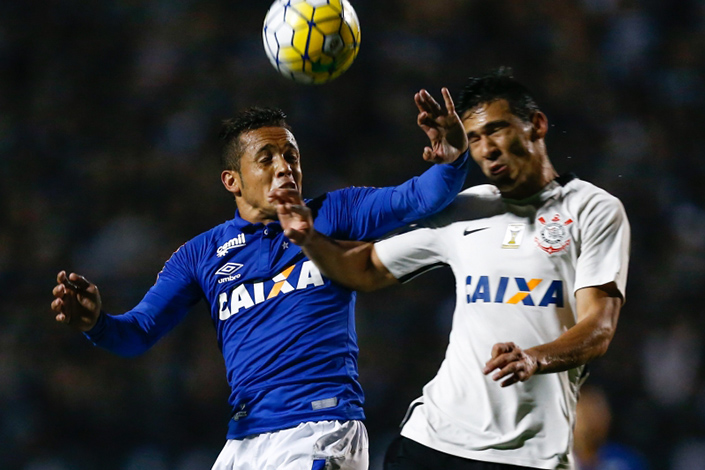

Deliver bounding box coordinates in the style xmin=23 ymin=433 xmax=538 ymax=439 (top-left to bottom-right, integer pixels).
xmin=530 ymin=111 xmax=548 ymax=141
xmin=221 ymin=170 xmax=241 ymax=197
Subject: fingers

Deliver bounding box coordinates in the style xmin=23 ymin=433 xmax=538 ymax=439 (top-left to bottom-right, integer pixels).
xmin=440 ymin=87 xmax=456 ymax=115
xmin=268 ymin=187 xmax=303 ymax=205
xmin=66 ymin=272 xmax=91 ymax=290
xmin=51 ymin=295 xmax=72 ymax=325
xmin=484 ymin=343 xmax=519 ymax=377
xmin=53 ymin=270 xmax=98 ymax=325
xmin=490 ymin=342 xmax=517 ymax=360
xmin=414 ymin=89 xmax=442 ymax=116
xmin=57 ymin=270 xmax=89 ymax=292
xmin=421 ymin=147 xmax=434 ymax=162
xmin=277 ymin=202 xmax=310 ymax=219
xmin=417 ymin=111 xmax=436 ymax=133
xmin=483 ymin=342 xmax=538 ymax=387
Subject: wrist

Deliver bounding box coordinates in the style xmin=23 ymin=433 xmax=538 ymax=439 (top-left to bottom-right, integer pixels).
xmin=449 ymin=148 xmax=470 ymax=168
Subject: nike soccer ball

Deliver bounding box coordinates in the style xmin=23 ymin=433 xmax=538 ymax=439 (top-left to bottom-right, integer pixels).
xmin=262 ymin=0 xmax=361 ymax=84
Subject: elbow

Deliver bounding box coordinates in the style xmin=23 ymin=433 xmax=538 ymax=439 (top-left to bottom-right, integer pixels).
xmin=590 ymin=326 xmax=616 ymax=361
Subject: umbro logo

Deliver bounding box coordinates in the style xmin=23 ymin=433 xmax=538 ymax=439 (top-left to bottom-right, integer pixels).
xmin=463 ymin=227 xmax=490 ymax=236
xmin=216 ymin=262 xmax=243 ymax=276
xmin=216 ymin=262 xmax=244 ymax=284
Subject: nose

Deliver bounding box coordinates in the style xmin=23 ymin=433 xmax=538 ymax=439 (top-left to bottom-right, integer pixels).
xmin=273 ymin=155 xmax=293 ymax=177
xmin=477 ymin=135 xmax=501 ymax=161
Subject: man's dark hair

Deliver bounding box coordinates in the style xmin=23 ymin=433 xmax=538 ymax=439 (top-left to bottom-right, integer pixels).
xmin=219 ymin=107 xmax=292 ymax=171
xmin=457 ymin=67 xmax=540 ymax=122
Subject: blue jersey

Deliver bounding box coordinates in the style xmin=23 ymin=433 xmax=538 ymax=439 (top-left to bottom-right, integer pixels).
xmin=85 ymin=152 xmax=469 ymax=439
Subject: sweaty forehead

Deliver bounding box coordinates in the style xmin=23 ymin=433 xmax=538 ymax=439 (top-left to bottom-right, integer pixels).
xmin=240 ymin=127 xmax=298 ymax=153
xmin=461 ymin=100 xmax=514 ymax=132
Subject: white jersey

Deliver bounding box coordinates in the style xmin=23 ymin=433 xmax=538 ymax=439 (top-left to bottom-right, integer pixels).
xmin=374 ymin=175 xmax=630 ymax=470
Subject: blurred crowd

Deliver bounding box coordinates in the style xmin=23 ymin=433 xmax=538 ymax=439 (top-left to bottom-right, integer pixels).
xmin=2 ymin=0 xmax=705 ymax=468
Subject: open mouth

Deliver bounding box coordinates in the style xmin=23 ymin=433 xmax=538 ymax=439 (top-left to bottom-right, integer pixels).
xmin=489 ymin=164 xmax=508 ymax=176
xmin=275 ymin=181 xmax=297 ymax=191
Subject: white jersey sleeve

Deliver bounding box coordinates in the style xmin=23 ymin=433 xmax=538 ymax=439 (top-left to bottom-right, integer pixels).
xmin=573 ymin=192 xmax=630 ymax=299
xmin=375 ymin=226 xmax=449 ymax=283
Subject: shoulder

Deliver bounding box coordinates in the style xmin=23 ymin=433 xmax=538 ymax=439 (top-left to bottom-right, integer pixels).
xmin=560 ymin=177 xmax=629 ymax=229
xmin=458 ymin=184 xmax=502 ymax=201
xmin=175 ymin=219 xmax=232 ymax=260
xmin=562 ymin=177 xmax=626 ymax=214
xmin=444 ymin=184 xmax=503 ymax=216
xmin=405 ymin=184 xmax=501 ymax=229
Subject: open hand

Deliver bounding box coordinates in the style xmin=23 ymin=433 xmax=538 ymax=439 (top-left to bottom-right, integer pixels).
xmin=415 ymin=87 xmax=468 ymax=164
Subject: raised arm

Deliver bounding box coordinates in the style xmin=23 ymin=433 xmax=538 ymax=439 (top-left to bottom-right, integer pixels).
xmin=270 ymin=188 xmax=398 ymax=292
xmin=483 ymin=283 xmax=622 ymax=387
xmin=386 ymin=88 xmax=469 ymax=224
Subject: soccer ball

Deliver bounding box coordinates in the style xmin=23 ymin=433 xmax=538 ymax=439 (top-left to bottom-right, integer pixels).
xmin=262 ymin=0 xmax=361 ymax=84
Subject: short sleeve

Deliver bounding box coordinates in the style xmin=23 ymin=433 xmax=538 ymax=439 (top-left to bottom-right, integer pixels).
xmin=374 ymin=226 xmax=448 ymax=283
xmin=574 ymin=195 xmax=630 ymax=299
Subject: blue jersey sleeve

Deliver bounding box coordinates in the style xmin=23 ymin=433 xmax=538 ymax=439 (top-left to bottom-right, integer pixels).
xmin=84 ymin=242 xmax=203 ymax=357
xmin=315 ymin=150 xmax=469 ymax=239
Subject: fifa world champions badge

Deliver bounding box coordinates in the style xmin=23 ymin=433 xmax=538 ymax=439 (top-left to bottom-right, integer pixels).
xmin=535 ymin=213 xmax=573 ymax=254
xmin=502 ymin=223 xmax=525 ymax=249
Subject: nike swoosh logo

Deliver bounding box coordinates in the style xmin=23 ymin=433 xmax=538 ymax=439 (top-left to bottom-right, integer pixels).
xmin=464 ymin=227 xmax=490 ymax=236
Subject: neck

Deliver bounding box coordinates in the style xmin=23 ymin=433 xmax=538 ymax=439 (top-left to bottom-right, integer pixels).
xmin=236 ymin=204 xmax=278 ymax=225
xmin=501 ymin=158 xmax=558 ymax=200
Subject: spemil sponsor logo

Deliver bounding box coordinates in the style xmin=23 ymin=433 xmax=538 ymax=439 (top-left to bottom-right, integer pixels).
xmin=217 ymin=234 xmax=246 ymax=257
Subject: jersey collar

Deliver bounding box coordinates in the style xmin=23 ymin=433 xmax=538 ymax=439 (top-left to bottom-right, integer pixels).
xmin=230 ymin=210 xmax=283 ymax=234
xmin=502 ymin=173 xmax=576 ymax=206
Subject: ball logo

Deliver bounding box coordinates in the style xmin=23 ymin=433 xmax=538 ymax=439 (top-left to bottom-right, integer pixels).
xmin=535 ymin=213 xmax=573 ymax=254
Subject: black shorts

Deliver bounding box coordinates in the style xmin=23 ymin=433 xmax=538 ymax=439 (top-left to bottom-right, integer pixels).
xmin=383 ymin=435 xmax=538 ymax=470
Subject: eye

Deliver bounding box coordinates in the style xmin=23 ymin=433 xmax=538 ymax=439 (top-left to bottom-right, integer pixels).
xmin=487 ymin=122 xmax=509 ymax=135
xmin=257 ymin=152 xmax=273 ymax=164
xmin=285 ymin=152 xmax=300 ymax=164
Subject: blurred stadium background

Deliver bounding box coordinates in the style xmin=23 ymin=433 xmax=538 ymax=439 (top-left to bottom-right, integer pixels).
xmin=2 ymin=0 xmax=705 ymax=468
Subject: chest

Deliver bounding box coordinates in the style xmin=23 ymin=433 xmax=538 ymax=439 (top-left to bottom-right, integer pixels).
xmin=447 ymin=207 xmax=580 ymax=307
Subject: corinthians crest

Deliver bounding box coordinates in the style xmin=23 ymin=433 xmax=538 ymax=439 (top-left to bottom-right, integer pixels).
xmin=535 ymin=213 xmax=573 ymax=254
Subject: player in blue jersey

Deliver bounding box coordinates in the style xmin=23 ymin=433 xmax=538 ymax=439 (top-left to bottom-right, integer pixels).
xmin=51 ymin=87 xmax=469 ymax=470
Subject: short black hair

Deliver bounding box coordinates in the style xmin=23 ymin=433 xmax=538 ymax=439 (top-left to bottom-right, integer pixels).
xmin=219 ymin=107 xmax=292 ymax=171
xmin=457 ymin=67 xmax=540 ymax=122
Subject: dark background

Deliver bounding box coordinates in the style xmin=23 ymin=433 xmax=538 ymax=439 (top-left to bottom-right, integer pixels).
xmin=2 ymin=0 xmax=705 ymax=468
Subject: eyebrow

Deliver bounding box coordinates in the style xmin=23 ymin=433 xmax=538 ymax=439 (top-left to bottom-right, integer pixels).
xmin=466 ymin=119 xmax=511 ymax=139
xmin=255 ymin=142 xmax=298 ymax=156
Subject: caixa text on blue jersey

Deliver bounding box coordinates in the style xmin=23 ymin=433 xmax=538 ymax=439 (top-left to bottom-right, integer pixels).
xmin=218 ymin=260 xmax=325 ymax=320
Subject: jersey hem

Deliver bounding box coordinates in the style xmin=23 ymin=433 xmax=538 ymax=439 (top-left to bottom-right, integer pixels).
xmin=226 ymin=411 xmax=366 ymax=440
xmin=400 ymin=429 xmax=566 ymax=470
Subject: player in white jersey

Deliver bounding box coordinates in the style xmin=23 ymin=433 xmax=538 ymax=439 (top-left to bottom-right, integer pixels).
xmin=270 ymin=68 xmax=630 ymax=470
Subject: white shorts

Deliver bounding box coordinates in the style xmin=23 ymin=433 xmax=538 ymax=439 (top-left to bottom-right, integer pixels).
xmin=211 ymin=420 xmax=369 ymax=470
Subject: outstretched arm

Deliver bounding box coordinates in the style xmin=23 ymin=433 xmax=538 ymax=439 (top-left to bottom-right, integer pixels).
xmin=51 ymin=244 xmax=201 ymax=357
xmin=270 ymin=188 xmax=398 ymax=292
xmin=483 ymin=283 xmax=622 ymax=387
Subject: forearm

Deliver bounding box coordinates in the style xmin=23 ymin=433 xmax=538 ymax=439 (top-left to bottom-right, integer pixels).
xmin=84 ymin=294 xmax=191 ymax=357
xmin=527 ymin=315 xmax=616 ymax=374
xmin=390 ymin=149 xmax=469 ymax=223
xmin=84 ymin=311 xmax=157 ymax=357
xmin=303 ymin=231 xmax=396 ymax=292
